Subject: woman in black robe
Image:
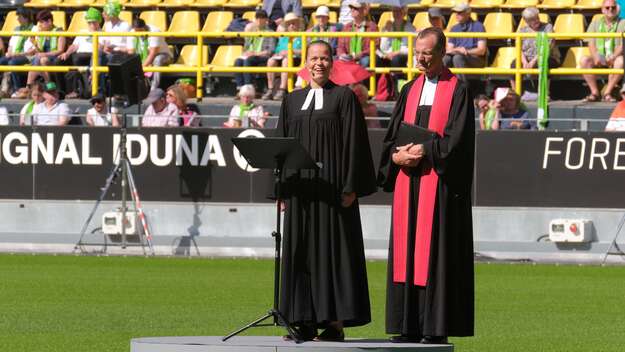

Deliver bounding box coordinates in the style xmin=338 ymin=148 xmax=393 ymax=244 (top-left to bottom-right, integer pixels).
xmin=377 ymin=28 xmax=475 ymax=344
xmin=275 ymin=40 xmax=377 ymax=341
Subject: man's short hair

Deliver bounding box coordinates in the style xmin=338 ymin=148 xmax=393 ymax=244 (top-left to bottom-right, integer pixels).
xmin=306 ymin=40 xmax=334 ymax=60
xmin=417 ymin=27 xmax=446 ymax=54
xmin=255 ymin=9 xmax=268 ymax=19
xmin=132 ymin=18 xmax=148 ymax=30
xmin=36 ymin=10 xmax=53 ymax=23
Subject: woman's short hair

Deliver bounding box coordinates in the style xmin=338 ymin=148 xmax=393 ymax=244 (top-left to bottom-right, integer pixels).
xmin=239 ymin=84 xmax=256 ymax=98
xmin=521 ymin=7 xmax=540 ymax=21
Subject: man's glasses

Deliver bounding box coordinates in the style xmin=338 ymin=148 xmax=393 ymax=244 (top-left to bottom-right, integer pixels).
xmin=604 ymin=6 xmax=616 ymax=10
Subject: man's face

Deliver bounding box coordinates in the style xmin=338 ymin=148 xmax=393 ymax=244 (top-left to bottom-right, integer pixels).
xmin=31 ymin=89 xmax=44 ymax=103
xmin=526 ymin=16 xmax=541 ymax=31
xmin=350 ymin=6 xmax=364 ymax=21
xmin=241 ymin=94 xmax=253 ymax=105
xmin=454 ymin=11 xmax=470 ymax=24
xmin=256 ymin=17 xmax=268 ymax=27
xmin=392 ymin=7 xmax=405 ymax=22
xmin=93 ymin=100 xmax=105 ymax=113
xmin=18 ymin=15 xmax=29 ymax=25
xmin=414 ymin=34 xmax=443 ymax=75
xmin=477 ymin=98 xmax=489 ymax=113
xmin=88 ymin=21 xmax=100 ymax=32
xmin=429 ymin=16 xmax=444 ymax=29
xmin=152 ymin=97 xmax=166 ymax=112
xmin=316 ymin=15 xmax=329 ymax=26
xmin=39 ymin=18 xmax=52 ymax=31
xmin=306 ymin=43 xmax=332 ymax=83
xmin=43 ymin=91 xmax=58 ymax=104
xmin=602 ymin=0 xmax=618 ymax=21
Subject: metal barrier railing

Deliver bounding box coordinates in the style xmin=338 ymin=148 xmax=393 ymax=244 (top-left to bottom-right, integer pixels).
xmin=0 ymin=30 xmax=622 ymax=99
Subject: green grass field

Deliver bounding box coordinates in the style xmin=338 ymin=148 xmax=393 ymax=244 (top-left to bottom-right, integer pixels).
xmin=1 ymin=255 xmax=624 ymax=351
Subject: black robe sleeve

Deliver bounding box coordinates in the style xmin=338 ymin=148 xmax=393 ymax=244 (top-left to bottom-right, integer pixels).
xmin=377 ymin=80 xmax=415 ymax=193
xmin=422 ymin=81 xmax=475 ymax=194
xmin=339 ymin=86 xmax=377 ymax=198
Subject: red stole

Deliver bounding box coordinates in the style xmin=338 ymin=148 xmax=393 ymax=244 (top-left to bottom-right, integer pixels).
xmin=392 ymin=68 xmax=457 ymax=286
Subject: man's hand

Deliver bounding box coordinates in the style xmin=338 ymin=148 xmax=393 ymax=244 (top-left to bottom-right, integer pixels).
xmin=392 ymin=143 xmax=421 ymax=167
xmin=58 ymin=52 xmax=69 ymax=61
xmin=407 ymin=143 xmax=425 ymax=159
xmin=458 ymin=47 xmax=468 ymax=56
xmin=341 ymin=192 xmax=356 ymax=207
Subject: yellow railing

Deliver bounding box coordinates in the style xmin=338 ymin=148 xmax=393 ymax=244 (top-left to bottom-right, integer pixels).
xmin=0 ymin=30 xmax=622 ymax=100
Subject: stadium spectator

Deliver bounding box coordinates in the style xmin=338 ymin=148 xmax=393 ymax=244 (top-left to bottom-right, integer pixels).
xmin=338 ymin=0 xmax=354 ymax=25
xmin=511 ymin=7 xmax=560 ymax=98
xmin=19 ymin=82 xmax=45 ymax=125
xmin=443 ymin=3 xmax=487 ymax=82
xmin=605 ymin=85 xmax=625 ymax=130
xmin=85 ymin=93 xmax=120 ymax=126
xmin=307 ymin=6 xmax=342 ymax=55
xmin=474 ymin=94 xmax=495 ymax=130
xmin=225 ymin=84 xmax=267 ymax=128
xmin=30 ymin=82 xmax=71 ymax=126
xmin=22 ymin=10 xmax=67 ymax=97
xmin=262 ymin=0 xmax=303 ymax=28
xmin=141 ymin=88 xmax=179 ymax=127
xmin=166 ymin=85 xmax=199 ymax=127
xmin=0 ymin=99 xmax=8 ymax=125
xmin=127 ymin=19 xmax=173 ymax=91
xmin=426 ymin=8 xmax=445 ymax=30
xmin=0 ymin=8 xmax=34 ymax=98
xmin=581 ymin=0 xmax=625 ymax=102
xmin=378 ymin=6 xmax=416 ymax=77
xmin=101 ymin=1 xmax=131 ymax=61
xmin=337 ymin=0 xmax=380 ymax=69
xmin=263 ymin=13 xmax=302 ymax=101
xmin=58 ymin=8 xmax=104 ymax=99
xmin=351 ymin=83 xmax=379 ymax=128
xmin=234 ymin=10 xmax=276 ymax=96
xmin=492 ymin=88 xmax=534 ymax=130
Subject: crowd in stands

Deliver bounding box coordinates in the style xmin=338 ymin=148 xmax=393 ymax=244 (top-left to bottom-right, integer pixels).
xmin=3 ymin=0 xmax=625 ymax=129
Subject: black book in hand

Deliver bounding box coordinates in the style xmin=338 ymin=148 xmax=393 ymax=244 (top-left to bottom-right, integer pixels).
xmin=395 ymin=122 xmax=437 ymax=147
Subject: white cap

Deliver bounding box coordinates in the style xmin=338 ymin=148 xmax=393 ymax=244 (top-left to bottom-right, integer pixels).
xmin=315 ymin=5 xmax=330 ymax=17
xmin=346 ymin=0 xmax=363 ymax=9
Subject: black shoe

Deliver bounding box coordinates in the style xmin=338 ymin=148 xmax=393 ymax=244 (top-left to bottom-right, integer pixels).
xmin=389 ymin=334 xmax=421 ymax=343
xmin=313 ymin=327 xmax=344 ymax=342
xmin=283 ymin=324 xmax=317 ymax=342
xmin=420 ymin=336 xmax=448 ymax=344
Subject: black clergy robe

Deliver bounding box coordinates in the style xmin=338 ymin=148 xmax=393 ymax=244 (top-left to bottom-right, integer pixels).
xmin=378 ymin=77 xmax=475 ymax=337
xmin=274 ymin=81 xmax=377 ymax=328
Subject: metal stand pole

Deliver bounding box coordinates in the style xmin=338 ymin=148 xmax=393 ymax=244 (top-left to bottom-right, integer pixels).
xmin=222 ymin=159 xmax=300 ymax=343
xmin=602 ymin=213 xmax=625 ymax=265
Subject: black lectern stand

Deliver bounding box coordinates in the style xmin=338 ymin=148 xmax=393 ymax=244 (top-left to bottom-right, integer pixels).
xmin=222 ymin=137 xmax=319 ymax=343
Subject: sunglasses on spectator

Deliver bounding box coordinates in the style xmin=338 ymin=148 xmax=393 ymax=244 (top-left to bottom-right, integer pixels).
xmin=604 ymin=6 xmax=616 ymax=10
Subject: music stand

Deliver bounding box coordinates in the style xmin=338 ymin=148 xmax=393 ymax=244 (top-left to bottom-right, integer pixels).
xmin=222 ymin=137 xmax=320 ymax=343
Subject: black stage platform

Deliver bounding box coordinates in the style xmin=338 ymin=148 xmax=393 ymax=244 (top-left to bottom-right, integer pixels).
xmin=130 ymin=336 xmax=453 ymax=352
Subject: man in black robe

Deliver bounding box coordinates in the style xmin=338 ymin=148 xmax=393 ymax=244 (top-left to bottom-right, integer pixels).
xmin=377 ymin=27 xmax=474 ymax=344
xmin=275 ymin=40 xmax=377 ymax=341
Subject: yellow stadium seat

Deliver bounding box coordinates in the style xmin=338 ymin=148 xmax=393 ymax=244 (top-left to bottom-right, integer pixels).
xmin=140 ymin=11 xmax=168 ymax=32
xmin=303 ymin=0 xmax=329 ymax=8
xmin=377 ymin=11 xmax=409 ymax=29
xmin=59 ymin=0 xmax=95 ymax=7
xmin=560 ymin=47 xmax=590 ymax=68
xmin=202 ymin=11 xmax=234 ymax=33
xmin=483 ymin=12 xmax=514 ymax=34
xmin=161 ymin=0 xmax=195 ymax=6
xmin=224 ymin=0 xmax=261 ymax=8
xmin=553 ymin=13 xmax=585 ymax=35
xmin=191 ymin=0 xmax=225 ymax=6
xmin=209 ymin=45 xmax=242 ymax=67
xmin=445 ymin=12 xmax=477 ymax=32
xmin=590 ymin=13 xmax=603 ymax=25
xmin=500 ymin=0 xmax=538 ymax=9
xmin=538 ymin=0 xmax=576 ymax=9
xmin=308 ymin=11 xmax=337 ymax=28
xmin=431 ymin=0 xmax=464 ymax=9
xmin=408 ymin=0 xmax=435 ymax=8
xmin=67 ymin=11 xmax=89 ymax=33
xmin=125 ymin=0 xmax=163 ymax=8
xmin=242 ymin=11 xmax=255 ymax=21
xmin=490 ymin=47 xmax=516 ymax=68
xmin=1 ymin=11 xmax=19 ymax=32
xmin=119 ymin=11 xmax=133 ymax=24
xmin=517 ymin=13 xmax=550 ymax=31
xmin=169 ymin=11 xmax=199 ymax=33
xmin=326 ymin=0 xmax=340 ymax=8
xmin=24 ymin=0 xmax=62 ymax=8
xmin=93 ymin=0 xmax=129 ymax=5
xmin=172 ymin=44 xmax=209 ymax=66
xmin=52 ymin=11 xmax=67 ymax=30
xmin=412 ymin=12 xmax=431 ymax=30
xmin=572 ymin=0 xmax=602 ymax=9
xmin=470 ymin=0 xmax=504 ymax=8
